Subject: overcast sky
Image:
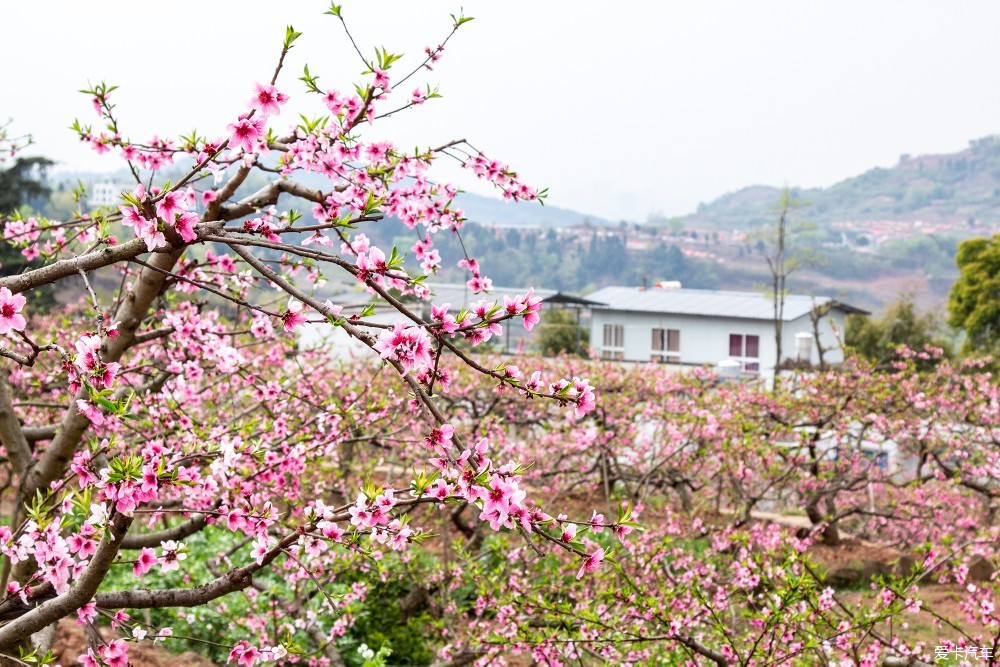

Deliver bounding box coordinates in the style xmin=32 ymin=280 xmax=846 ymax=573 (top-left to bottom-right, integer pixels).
xmin=4 ymin=1 xmax=1000 ymax=221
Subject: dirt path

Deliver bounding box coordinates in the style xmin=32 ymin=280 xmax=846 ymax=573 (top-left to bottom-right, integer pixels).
xmin=50 ymin=619 xmax=217 ymax=666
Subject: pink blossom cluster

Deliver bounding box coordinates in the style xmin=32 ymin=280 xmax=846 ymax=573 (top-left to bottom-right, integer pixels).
xmin=0 ymin=519 xmax=86 ymax=595
xmin=78 ymin=638 xmax=130 ymax=667
xmin=2 ymin=216 xmax=42 ymax=262
xmin=70 ymin=334 xmax=122 ymax=425
xmin=119 ymin=184 xmax=198 ymax=250
xmin=374 ymin=321 xmax=433 ymax=374
xmin=464 ymin=153 xmax=539 ymax=202
xmin=226 ymin=83 xmax=288 ymax=156
xmin=0 ymin=286 xmax=27 ymax=335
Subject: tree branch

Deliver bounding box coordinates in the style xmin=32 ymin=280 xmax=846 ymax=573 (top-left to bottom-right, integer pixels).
xmin=0 ymin=239 xmax=149 ymax=295
xmin=0 ymin=367 xmax=32 ymax=478
xmin=94 ymin=525 xmax=303 ymax=610
xmin=20 ymin=248 xmax=185 ymax=515
xmin=120 ymin=514 xmax=209 ymax=550
xmin=0 ymin=512 xmax=132 ymax=648
xmin=218 ymin=178 xmax=327 ymax=221
xmin=20 ymin=425 xmax=57 ymax=444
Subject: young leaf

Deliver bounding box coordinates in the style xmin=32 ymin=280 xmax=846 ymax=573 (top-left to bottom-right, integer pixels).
xmin=284 ymin=25 xmax=303 ymax=49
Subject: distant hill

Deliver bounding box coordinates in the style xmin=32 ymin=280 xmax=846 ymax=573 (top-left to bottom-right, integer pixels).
xmin=685 ymin=135 xmax=1000 ymax=230
xmin=50 ymin=165 xmax=609 ymax=230
xmin=455 ymin=191 xmax=609 ymax=228
xmin=46 ymin=137 xmax=1000 ymax=312
xmin=285 ymin=169 xmax=609 ymax=227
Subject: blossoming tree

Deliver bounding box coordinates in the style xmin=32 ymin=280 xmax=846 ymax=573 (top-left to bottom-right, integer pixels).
xmin=0 ymin=7 xmax=605 ymax=664
xmin=412 ymin=352 xmax=998 ymax=666
xmin=2 ymin=6 xmax=998 ymax=667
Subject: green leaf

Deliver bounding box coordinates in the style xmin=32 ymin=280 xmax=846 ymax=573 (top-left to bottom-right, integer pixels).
xmin=94 ymin=397 xmax=116 ymax=412
xmin=386 ymin=245 xmax=405 ymax=271
xmin=373 ymin=46 xmax=403 ymax=70
xmin=284 ymin=25 xmax=303 ymax=49
xmin=299 ymin=65 xmax=321 ymax=94
xmin=324 ymin=2 xmax=342 ymax=17
xmin=296 ymin=114 xmax=329 ymax=134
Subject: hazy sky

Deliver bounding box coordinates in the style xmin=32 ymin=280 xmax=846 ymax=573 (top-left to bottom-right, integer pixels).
xmin=4 ymin=1 xmax=1000 ymax=221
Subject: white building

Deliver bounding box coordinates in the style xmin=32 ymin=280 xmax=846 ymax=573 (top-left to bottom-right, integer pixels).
xmin=87 ymin=180 xmax=130 ymax=208
xmin=299 ymin=282 xmax=597 ymax=358
xmin=587 ymin=285 xmax=867 ymax=374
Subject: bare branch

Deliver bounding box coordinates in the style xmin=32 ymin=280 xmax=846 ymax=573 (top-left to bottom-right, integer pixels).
xmin=132 ymin=327 xmax=175 ymax=346
xmin=120 ymin=514 xmax=209 ymax=550
xmin=94 ymin=524 xmax=303 ymax=610
xmin=217 ymin=179 xmax=327 ymax=221
xmin=21 ymin=425 xmax=57 ymax=444
xmin=0 ymin=367 xmax=32 ymax=477
xmin=0 ymin=239 xmax=149 ymax=295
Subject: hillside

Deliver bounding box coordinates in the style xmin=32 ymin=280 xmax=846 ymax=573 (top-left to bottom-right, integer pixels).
xmin=456 ymin=191 xmax=609 ymax=228
xmin=49 ymin=167 xmax=608 ymax=229
xmin=44 ymin=137 xmax=1000 ymax=312
xmin=685 ymin=135 xmax=1000 ymax=230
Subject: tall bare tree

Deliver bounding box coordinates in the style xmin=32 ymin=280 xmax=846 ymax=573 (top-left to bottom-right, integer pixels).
xmin=762 ymin=187 xmax=815 ymax=373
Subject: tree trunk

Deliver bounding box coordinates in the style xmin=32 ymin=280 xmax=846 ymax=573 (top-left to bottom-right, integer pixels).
xmin=806 ymin=498 xmax=841 ymax=546
xmin=674 ymin=481 xmax=693 ymax=513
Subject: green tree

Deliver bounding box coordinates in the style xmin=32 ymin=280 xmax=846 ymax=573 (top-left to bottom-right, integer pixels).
xmin=0 ymin=156 xmax=52 ymax=215
xmin=535 ymin=308 xmax=588 ymax=357
xmin=0 ymin=154 xmax=57 ymax=310
xmin=948 ymin=235 xmax=1000 ymax=355
xmin=847 ymin=293 xmax=952 ymax=368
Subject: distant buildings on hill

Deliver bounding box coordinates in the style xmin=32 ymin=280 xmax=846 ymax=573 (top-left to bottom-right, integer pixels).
xmin=85 ymin=180 xmax=131 ymax=208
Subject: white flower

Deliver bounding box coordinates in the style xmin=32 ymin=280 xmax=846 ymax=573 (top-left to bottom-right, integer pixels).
xmin=88 ymin=503 xmax=109 ymax=527
xmin=132 ymin=626 xmax=147 ymax=641
xmin=159 ymin=541 xmax=186 ymax=572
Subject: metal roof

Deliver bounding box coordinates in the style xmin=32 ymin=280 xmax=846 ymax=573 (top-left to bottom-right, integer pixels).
xmin=318 ymin=282 xmax=597 ymax=311
xmin=585 ymin=286 xmax=869 ymax=321
xmin=418 ymin=283 xmax=603 ymax=308
xmin=543 ymin=292 xmax=606 ymax=307
xmin=422 ymin=282 xmax=554 ymax=308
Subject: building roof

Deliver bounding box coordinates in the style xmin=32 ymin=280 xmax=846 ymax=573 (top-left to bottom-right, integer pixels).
xmin=419 ymin=283 xmax=603 ymax=308
xmin=319 ymin=282 xmax=599 ymax=311
xmin=543 ymin=292 xmax=606 ymax=307
xmin=586 ymin=286 xmax=869 ymax=321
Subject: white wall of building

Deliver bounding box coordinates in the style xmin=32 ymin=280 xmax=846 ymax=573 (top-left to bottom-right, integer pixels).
xmin=589 ymin=308 xmax=847 ymax=371
xmin=88 ymin=181 xmax=126 ymax=208
xmin=779 ymin=310 xmax=847 ymax=367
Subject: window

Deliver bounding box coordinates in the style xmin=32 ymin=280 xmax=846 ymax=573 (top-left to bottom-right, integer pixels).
xmin=603 ymin=324 xmax=624 ymax=347
xmin=652 ymin=328 xmax=680 ymax=363
xmin=601 ymin=324 xmax=624 ymax=360
xmin=728 ymin=333 xmax=760 ymax=372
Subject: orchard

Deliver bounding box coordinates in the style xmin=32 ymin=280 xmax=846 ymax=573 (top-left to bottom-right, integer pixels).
xmin=0 ymin=5 xmax=998 ymax=667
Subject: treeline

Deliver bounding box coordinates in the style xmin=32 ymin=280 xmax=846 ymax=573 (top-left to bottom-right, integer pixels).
xmin=362 ymin=217 xmax=730 ymax=292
